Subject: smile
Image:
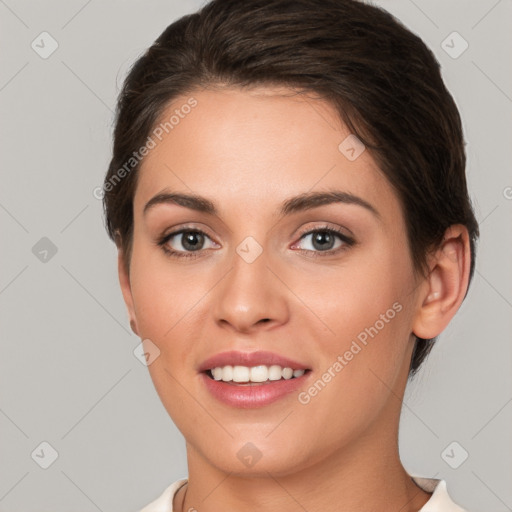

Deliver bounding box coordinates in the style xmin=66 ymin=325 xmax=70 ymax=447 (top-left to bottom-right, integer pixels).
xmin=207 ymin=364 xmax=307 ymax=384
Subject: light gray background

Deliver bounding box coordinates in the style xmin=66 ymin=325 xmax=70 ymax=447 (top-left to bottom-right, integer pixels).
xmin=1 ymin=1 xmax=511 ymax=511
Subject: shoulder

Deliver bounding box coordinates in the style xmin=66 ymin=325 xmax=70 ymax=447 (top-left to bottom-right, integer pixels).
xmin=138 ymin=478 xmax=188 ymax=512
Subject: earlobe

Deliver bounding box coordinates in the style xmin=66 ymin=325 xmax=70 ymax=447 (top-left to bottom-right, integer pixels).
xmin=117 ymin=243 xmax=139 ymax=337
xmin=412 ymin=225 xmax=471 ymax=340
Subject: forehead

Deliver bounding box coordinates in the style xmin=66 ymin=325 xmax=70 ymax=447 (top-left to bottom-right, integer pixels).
xmin=134 ymin=86 xmax=401 ymax=223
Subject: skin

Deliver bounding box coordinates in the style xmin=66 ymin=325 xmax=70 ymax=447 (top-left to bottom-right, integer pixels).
xmin=117 ymin=86 xmax=471 ymax=512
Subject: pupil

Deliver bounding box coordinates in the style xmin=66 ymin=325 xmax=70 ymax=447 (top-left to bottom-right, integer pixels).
xmin=183 ymin=231 xmax=203 ymax=251
xmin=313 ymin=231 xmax=334 ymax=251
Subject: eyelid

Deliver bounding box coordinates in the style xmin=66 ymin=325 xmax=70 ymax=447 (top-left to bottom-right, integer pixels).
xmin=294 ymin=222 xmax=353 ymax=240
xmin=158 ymin=223 xmax=218 ymax=243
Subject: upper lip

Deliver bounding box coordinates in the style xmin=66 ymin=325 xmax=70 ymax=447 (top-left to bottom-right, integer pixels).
xmin=198 ymin=350 xmax=311 ymax=372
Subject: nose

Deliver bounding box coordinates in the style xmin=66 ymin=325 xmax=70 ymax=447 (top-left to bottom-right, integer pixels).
xmin=212 ymin=244 xmax=290 ymax=334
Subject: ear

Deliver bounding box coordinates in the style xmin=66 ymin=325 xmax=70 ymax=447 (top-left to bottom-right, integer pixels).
xmin=116 ymin=237 xmax=139 ymax=337
xmin=412 ymin=225 xmax=471 ymax=339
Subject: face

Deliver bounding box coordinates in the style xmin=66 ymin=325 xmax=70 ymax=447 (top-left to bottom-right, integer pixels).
xmin=120 ymin=86 xmax=424 ymax=476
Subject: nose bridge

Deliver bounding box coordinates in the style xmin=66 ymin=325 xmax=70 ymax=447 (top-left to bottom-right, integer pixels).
xmin=212 ymin=234 xmax=289 ymax=331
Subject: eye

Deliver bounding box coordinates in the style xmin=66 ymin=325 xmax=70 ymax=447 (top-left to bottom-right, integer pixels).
xmin=292 ymin=226 xmax=355 ymax=256
xmin=157 ymin=228 xmax=218 ymax=259
xmin=157 ymin=224 xmax=354 ymax=260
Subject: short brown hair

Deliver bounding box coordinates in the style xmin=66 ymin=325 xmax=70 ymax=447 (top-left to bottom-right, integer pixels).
xmin=102 ymin=0 xmax=480 ymax=377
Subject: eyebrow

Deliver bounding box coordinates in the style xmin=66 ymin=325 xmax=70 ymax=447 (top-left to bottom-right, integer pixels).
xmin=143 ymin=189 xmax=381 ymax=220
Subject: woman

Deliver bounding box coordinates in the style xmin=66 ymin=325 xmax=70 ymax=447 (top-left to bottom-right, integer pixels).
xmin=102 ymin=0 xmax=479 ymax=510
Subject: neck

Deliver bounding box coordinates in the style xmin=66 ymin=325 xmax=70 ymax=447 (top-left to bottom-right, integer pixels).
xmin=177 ymin=417 xmax=431 ymax=512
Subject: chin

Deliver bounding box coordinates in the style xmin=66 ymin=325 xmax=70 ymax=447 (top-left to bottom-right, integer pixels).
xmin=207 ymin=447 xmax=311 ymax=477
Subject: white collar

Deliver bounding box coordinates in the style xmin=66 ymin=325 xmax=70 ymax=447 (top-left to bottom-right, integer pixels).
xmin=410 ymin=475 xmax=468 ymax=511
xmin=140 ymin=475 xmax=468 ymax=512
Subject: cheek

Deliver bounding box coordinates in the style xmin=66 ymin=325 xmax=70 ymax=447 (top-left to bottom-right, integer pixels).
xmin=290 ymin=261 xmax=413 ymax=448
xmin=297 ymin=237 xmax=414 ymax=391
xmin=128 ymin=239 xmax=205 ymax=338
xmin=304 ymin=240 xmax=410 ymax=339
xmin=127 ymin=252 xmax=207 ymax=424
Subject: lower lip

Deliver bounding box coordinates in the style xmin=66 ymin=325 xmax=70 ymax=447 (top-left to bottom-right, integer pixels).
xmin=200 ymin=371 xmax=311 ymax=408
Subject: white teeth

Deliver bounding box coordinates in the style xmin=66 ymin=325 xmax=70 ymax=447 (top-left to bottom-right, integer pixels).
xmin=268 ymin=365 xmax=283 ymax=381
xmin=211 ymin=367 xmax=223 ymax=380
xmin=232 ymin=365 xmax=250 ymax=382
xmin=209 ymin=364 xmax=307 ymax=383
xmin=250 ymin=365 xmax=268 ymax=382
xmin=221 ymin=365 xmax=233 ymax=382
xmin=282 ymin=367 xmax=293 ymax=379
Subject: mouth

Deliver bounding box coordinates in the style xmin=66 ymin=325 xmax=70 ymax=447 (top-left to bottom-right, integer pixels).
xmin=203 ymin=365 xmax=312 ymax=386
xmin=197 ymin=351 xmax=312 ymax=407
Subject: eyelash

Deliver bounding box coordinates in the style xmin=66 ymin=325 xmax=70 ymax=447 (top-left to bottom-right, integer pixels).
xmin=156 ymin=225 xmax=355 ymax=260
